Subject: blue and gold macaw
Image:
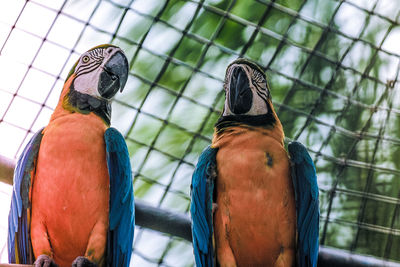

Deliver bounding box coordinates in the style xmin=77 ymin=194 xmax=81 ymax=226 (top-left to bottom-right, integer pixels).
xmin=8 ymin=44 xmax=135 ymax=267
xmin=190 ymin=58 xmax=319 ymax=266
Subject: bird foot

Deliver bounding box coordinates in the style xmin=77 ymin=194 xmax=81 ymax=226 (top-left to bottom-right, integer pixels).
xmin=34 ymin=254 xmax=58 ymax=267
xmin=72 ymin=256 xmax=98 ymax=267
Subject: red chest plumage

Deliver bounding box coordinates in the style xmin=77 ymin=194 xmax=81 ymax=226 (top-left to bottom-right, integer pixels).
xmin=30 ymin=112 xmax=109 ymax=267
xmin=212 ymin=126 xmax=296 ymax=267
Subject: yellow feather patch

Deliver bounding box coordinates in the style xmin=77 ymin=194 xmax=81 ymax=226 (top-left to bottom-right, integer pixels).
xmin=15 ymin=238 xmax=20 ymax=263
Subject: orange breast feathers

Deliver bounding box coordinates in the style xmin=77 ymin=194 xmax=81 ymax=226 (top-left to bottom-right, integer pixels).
xmin=212 ymin=126 xmax=296 ymax=267
xmin=30 ymin=112 xmax=109 ymax=267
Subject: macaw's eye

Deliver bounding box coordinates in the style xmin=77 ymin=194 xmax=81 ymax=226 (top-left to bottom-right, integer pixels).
xmin=106 ymin=47 xmax=114 ymax=54
xmin=82 ymin=56 xmax=90 ymax=63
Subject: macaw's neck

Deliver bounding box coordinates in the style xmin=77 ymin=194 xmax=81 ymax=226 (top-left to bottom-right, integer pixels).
xmin=213 ymin=100 xmax=285 ymax=147
xmin=50 ymin=74 xmax=111 ymax=126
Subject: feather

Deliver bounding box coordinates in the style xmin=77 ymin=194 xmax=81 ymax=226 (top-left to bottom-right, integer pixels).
xmin=190 ymin=146 xmax=218 ymax=267
xmin=288 ymin=141 xmax=319 ymax=267
xmin=8 ymin=128 xmax=43 ymax=264
xmin=105 ymin=127 xmax=135 ymax=267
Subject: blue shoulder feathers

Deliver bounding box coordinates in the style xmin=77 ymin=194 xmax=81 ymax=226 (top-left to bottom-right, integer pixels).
xmin=190 ymin=146 xmax=218 ymax=267
xmin=288 ymin=141 xmax=319 ymax=267
xmin=105 ymin=127 xmax=135 ymax=267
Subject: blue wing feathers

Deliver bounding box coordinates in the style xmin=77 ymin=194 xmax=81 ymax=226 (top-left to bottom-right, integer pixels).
xmin=288 ymin=141 xmax=319 ymax=267
xmin=8 ymin=129 xmax=43 ymax=264
xmin=105 ymin=127 xmax=135 ymax=267
xmin=190 ymin=146 xmax=217 ymax=267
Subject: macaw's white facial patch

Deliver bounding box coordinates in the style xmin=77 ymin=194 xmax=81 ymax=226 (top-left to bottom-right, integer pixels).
xmin=72 ymin=68 xmax=103 ymax=97
xmin=72 ymin=46 xmax=123 ymax=99
xmin=223 ymin=63 xmax=270 ymax=116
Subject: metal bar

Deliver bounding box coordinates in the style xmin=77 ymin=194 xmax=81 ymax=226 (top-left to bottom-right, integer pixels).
xmin=135 ymin=199 xmax=192 ymax=242
xmin=1 ymin=156 xmax=400 ymax=267
xmin=319 ymin=246 xmax=400 ymax=267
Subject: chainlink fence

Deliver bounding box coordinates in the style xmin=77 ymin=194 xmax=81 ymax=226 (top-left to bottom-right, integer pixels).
xmin=0 ymin=0 xmax=399 ymax=266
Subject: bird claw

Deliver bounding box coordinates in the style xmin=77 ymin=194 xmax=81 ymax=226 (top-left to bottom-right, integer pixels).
xmin=212 ymin=203 xmax=218 ymax=213
xmin=34 ymin=254 xmax=58 ymax=267
xmin=72 ymin=256 xmax=98 ymax=267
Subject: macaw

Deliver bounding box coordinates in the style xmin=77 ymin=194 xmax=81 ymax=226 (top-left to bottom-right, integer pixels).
xmin=8 ymin=44 xmax=135 ymax=267
xmin=190 ymin=58 xmax=319 ymax=267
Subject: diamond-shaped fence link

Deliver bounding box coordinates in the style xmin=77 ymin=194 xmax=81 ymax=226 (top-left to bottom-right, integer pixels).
xmin=0 ymin=0 xmax=399 ymax=266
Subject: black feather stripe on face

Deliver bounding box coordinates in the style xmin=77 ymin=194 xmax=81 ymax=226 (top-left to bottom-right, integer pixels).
xmin=75 ymin=62 xmax=101 ymax=77
xmin=75 ymin=49 xmax=104 ymax=77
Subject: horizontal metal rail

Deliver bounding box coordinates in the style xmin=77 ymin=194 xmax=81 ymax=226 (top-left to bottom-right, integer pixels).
xmin=1 ymin=155 xmax=400 ymax=267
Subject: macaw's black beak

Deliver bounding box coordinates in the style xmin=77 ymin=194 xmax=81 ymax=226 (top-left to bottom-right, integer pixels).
xmin=228 ymin=66 xmax=252 ymax=114
xmin=98 ymin=51 xmax=129 ymax=99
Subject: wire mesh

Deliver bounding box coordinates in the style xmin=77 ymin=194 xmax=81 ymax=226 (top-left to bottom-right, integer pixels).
xmin=0 ymin=0 xmax=399 ymax=266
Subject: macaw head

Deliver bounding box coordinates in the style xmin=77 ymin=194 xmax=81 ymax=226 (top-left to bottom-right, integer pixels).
xmin=62 ymin=44 xmax=129 ymax=124
xmin=67 ymin=44 xmax=129 ymax=99
xmin=222 ymin=58 xmax=270 ymax=116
